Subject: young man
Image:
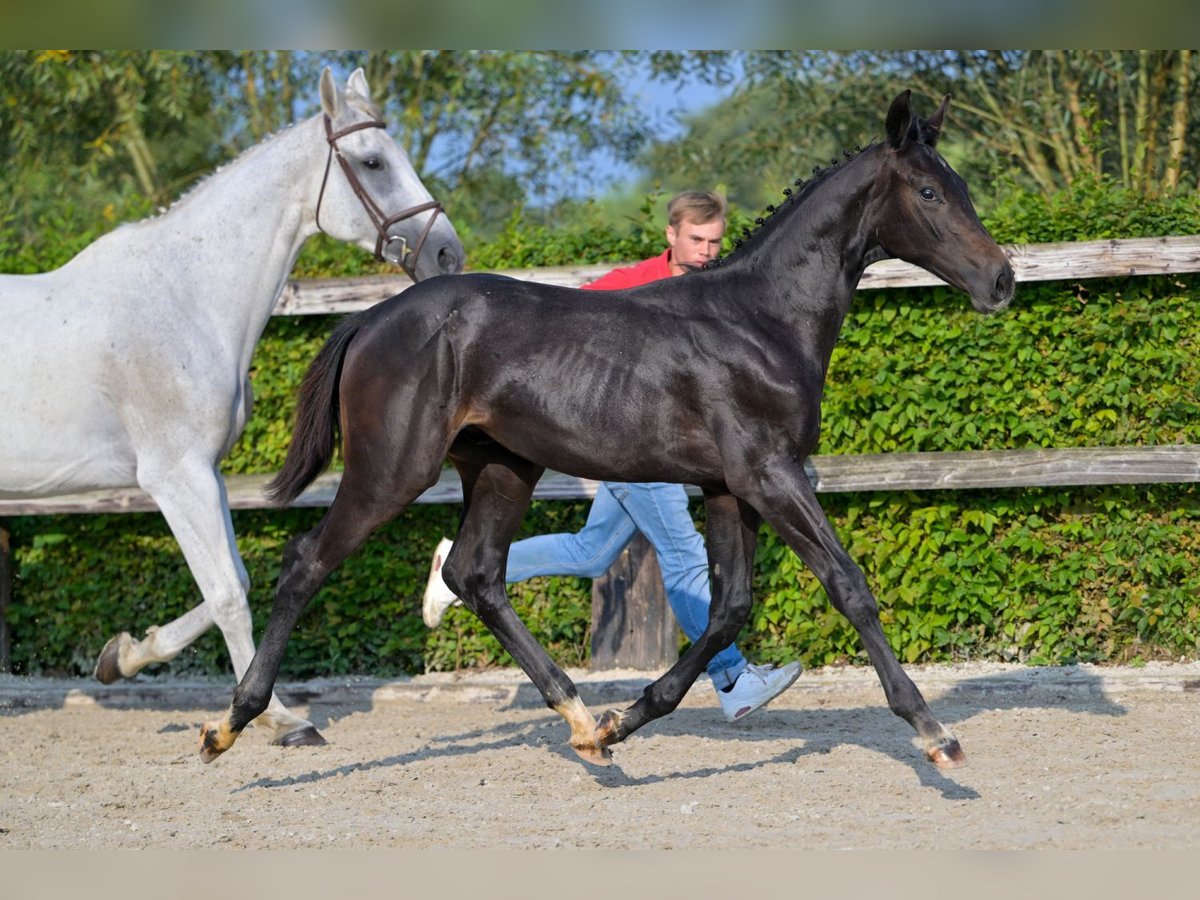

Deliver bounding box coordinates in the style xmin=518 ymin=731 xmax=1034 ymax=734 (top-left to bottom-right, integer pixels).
xmin=423 ymin=191 xmax=801 ymax=723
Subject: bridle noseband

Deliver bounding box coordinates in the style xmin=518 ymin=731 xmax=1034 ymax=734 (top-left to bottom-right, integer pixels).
xmin=316 ymin=114 xmax=446 ymax=281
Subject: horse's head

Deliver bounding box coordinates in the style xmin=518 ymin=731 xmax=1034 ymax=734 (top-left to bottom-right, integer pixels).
xmin=871 ymin=90 xmax=1014 ymax=314
xmin=316 ymin=67 xmax=464 ymax=281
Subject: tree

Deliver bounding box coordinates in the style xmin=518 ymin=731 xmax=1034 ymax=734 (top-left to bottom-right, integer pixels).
xmin=0 ymin=51 xmax=228 ymax=207
xmin=6 ymin=50 xmax=1195 ymax=274
xmin=2 ymin=51 xmax=669 ymax=248
xmin=856 ymin=51 xmax=1198 ymax=197
xmin=641 ymin=52 xmax=1200 ymax=207
xmin=322 ymin=50 xmax=656 ymax=234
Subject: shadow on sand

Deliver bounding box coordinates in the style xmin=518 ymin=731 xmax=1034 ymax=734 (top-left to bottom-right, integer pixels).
xmin=221 ymin=666 xmax=1130 ymax=801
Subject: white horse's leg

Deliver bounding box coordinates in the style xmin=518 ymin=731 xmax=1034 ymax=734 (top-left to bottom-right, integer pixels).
xmin=94 ymin=603 xmax=215 ymax=683
xmin=99 ymin=459 xmax=323 ymax=747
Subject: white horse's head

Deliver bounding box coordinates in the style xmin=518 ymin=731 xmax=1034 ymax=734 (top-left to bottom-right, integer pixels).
xmin=315 ymin=67 xmax=464 ymax=281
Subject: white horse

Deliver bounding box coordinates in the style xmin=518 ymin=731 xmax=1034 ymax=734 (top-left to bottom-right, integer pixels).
xmin=0 ymin=66 xmax=464 ymax=747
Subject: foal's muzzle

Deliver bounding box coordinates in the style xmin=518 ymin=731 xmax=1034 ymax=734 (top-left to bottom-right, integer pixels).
xmin=974 ymin=260 xmax=1016 ymax=314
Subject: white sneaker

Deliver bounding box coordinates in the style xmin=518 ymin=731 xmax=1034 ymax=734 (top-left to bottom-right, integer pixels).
xmin=422 ymin=537 xmax=462 ymax=628
xmin=716 ymin=661 xmax=802 ymax=723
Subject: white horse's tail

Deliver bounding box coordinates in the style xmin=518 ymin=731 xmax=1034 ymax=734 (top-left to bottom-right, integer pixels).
xmin=267 ymin=315 xmax=364 ymax=505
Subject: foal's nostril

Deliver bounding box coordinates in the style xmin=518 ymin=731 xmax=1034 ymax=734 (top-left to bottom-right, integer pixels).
xmin=995 ymin=264 xmax=1015 ymax=301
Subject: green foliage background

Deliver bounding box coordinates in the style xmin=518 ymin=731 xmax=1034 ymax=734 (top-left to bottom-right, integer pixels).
xmin=4 ymin=176 xmax=1200 ymax=677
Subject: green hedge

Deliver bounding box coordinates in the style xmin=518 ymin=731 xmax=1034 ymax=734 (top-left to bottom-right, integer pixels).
xmin=8 ymin=483 xmax=1198 ymax=677
xmin=4 ymin=178 xmax=1200 ymax=676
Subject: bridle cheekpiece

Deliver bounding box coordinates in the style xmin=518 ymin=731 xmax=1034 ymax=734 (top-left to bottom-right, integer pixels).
xmin=316 ymin=114 xmax=445 ymax=281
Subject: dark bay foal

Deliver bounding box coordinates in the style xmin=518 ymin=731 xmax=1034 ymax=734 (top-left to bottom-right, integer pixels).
xmin=201 ymin=90 xmax=1014 ymax=770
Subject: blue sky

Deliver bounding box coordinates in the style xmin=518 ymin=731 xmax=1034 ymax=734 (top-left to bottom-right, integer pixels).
xmin=397 ymin=54 xmax=738 ymax=204
xmin=573 ymin=63 xmax=737 ymax=198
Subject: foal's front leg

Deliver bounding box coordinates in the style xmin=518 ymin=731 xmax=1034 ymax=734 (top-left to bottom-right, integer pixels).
xmin=595 ymin=492 xmax=757 ymax=747
xmin=448 ymin=454 xmax=611 ymax=766
xmin=751 ymin=461 xmax=965 ymax=769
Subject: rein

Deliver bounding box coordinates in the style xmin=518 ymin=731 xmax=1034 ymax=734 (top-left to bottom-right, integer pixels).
xmin=316 ymin=115 xmax=445 ymax=281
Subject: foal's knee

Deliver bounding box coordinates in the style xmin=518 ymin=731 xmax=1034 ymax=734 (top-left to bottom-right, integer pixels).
xmin=826 ymin=564 xmax=877 ymax=625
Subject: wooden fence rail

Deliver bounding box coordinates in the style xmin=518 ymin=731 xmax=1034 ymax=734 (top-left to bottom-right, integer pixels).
xmin=7 ymin=232 xmax=1200 ymax=518
xmin=273 ymin=235 xmax=1200 ymax=316
xmin=3 ymin=235 xmax=1200 ymax=671
xmin=3 ymin=445 xmax=1199 ymax=518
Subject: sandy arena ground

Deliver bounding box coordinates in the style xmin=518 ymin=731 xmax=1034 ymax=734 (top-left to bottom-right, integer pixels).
xmin=1 ymin=661 xmax=1198 ymax=850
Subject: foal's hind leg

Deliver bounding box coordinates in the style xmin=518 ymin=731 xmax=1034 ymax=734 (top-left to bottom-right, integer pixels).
xmin=199 ymin=475 xmax=416 ymax=762
xmin=111 ymin=458 xmax=322 ymax=747
xmin=448 ymin=449 xmax=610 ymax=766
xmin=747 ymin=461 xmax=964 ymax=769
xmin=595 ymin=491 xmax=760 ymax=747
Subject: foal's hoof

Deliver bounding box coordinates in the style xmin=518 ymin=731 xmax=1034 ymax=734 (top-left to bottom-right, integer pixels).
xmin=926 ymin=736 xmax=968 ymax=770
xmin=570 ymin=739 xmax=613 ymax=767
xmin=94 ymin=633 xmax=132 ymax=684
xmin=198 ymin=720 xmax=237 ymax=764
xmin=272 ymin=725 xmax=327 ymax=749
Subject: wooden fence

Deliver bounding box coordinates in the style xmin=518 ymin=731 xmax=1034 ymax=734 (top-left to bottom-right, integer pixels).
xmin=3 ymin=235 xmax=1200 ymax=671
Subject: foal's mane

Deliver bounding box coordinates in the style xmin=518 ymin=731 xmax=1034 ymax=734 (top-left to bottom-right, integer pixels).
xmin=701 ymin=141 xmax=878 ymax=271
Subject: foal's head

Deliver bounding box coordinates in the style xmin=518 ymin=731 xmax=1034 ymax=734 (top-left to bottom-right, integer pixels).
xmin=871 ymin=91 xmax=1014 ymax=314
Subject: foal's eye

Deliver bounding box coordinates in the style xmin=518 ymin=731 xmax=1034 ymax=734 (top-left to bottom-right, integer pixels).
xmin=919 ymin=187 xmax=938 ymax=202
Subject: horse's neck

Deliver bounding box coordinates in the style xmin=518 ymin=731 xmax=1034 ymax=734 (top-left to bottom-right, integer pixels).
xmin=736 ymin=154 xmax=881 ymax=357
xmin=126 ymin=116 xmax=323 ymax=366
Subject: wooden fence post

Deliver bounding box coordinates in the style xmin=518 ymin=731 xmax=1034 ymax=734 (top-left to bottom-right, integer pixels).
xmin=0 ymin=520 xmax=12 ymax=673
xmin=590 ymin=533 xmax=679 ymax=671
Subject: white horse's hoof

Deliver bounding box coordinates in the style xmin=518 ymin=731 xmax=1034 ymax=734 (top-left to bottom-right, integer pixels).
xmin=94 ymin=633 xmax=133 ymax=684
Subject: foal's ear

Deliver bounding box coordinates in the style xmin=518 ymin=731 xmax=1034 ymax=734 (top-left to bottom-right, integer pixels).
xmin=347 ymin=67 xmax=372 ymax=104
xmin=918 ymin=94 xmax=951 ymax=147
xmin=885 ymin=90 xmax=914 ymax=149
xmin=319 ymin=66 xmax=340 ymax=119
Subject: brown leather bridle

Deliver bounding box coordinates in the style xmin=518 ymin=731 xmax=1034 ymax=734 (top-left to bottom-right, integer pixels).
xmin=315 ymin=115 xmax=446 ymax=281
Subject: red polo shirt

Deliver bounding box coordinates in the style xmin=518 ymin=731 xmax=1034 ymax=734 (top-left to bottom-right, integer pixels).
xmin=580 ymin=250 xmax=672 ymax=291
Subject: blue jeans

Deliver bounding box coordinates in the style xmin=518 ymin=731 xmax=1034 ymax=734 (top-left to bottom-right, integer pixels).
xmin=506 ymin=482 xmax=748 ymax=689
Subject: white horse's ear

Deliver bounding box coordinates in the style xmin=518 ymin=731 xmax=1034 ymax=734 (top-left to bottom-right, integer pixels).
xmin=347 ymin=67 xmax=371 ymax=103
xmin=319 ymin=66 xmax=340 ymax=118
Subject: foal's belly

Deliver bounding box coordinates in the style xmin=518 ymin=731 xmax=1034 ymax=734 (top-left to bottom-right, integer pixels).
xmin=480 ymin=411 xmax=722 ymax=487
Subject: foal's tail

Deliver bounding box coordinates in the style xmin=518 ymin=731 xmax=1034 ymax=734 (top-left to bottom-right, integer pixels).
xmin=267 ymin=315 xmax=363 ymax=506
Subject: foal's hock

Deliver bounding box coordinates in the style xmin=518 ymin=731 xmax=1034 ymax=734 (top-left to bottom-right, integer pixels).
xmin=201 ymin=90 xmax=1014 ymax=771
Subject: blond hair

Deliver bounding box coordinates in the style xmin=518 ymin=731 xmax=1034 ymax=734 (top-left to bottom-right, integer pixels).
xmin=666 ymin=190 xmax=727 ymax=228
